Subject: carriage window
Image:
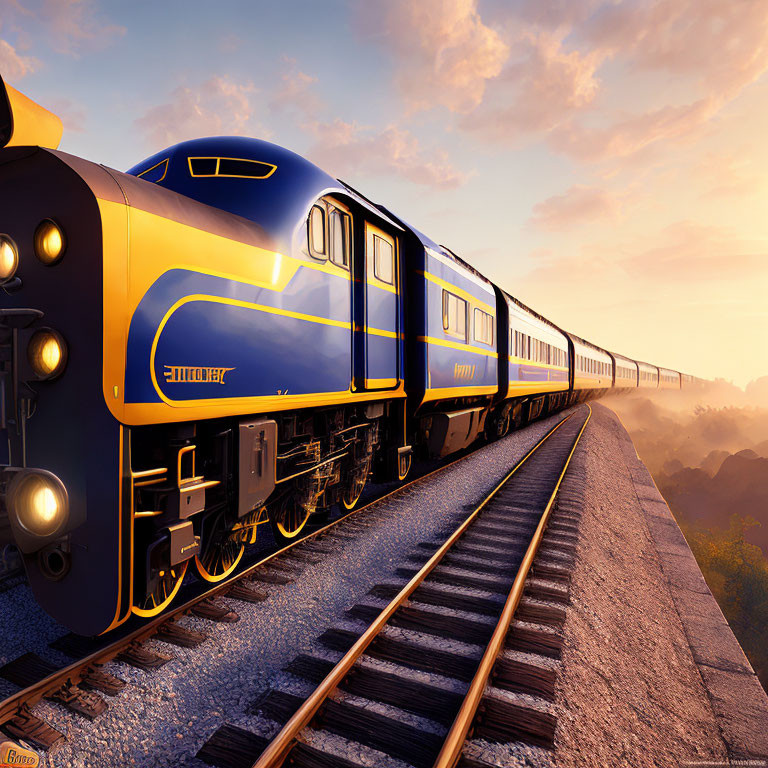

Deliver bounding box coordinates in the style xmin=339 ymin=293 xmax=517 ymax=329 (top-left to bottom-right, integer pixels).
xmin=442 ymin=290 xmax=467 ymax=341
xmin=309 ymin=205 xmax=326 ymax=259
xmin=329 ymin=208 xmax=350 ymax=269
xmin=373 ymin=235 xmax=394 ymax=284
xmin=474 ymin=309 xmax=493 ymax=345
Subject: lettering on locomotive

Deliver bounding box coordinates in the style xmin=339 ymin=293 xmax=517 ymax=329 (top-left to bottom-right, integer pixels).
xmin=163 ymin=365 xmax=235 ymax=384
xmin=453 ymin=363 xmax=476 ymax=380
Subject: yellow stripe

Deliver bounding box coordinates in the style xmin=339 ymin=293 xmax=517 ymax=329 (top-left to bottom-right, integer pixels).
xmin=149 ymin=294 xmax=351 ymax=407
xmin=365 ymin=378 xmax=398 ymax=388
xmin=573 ymin=376 xmax=611 ymax=389
xmin=508 ymin=356 xmax=568 ymax=372
xmin=365 ymin=326 xmax=399 ymax=339
xmin=418 ymin=270 xmax=495 ymax=314
xmin=506 ymin=381 xmax=569 ymax=397
xmin=422 ymin=384 xmax=496 ymax=403
xmin=367 ymin=276 xmax=398 ymax=295
xmin=121 ymin=386 xmax=406 ymax=425
xmin=418 ymin=335 xmax=498 ymax=359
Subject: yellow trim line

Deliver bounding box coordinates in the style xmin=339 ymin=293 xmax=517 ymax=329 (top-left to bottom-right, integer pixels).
xmin=149 ymin=294 xmax=351 ymax=407
xmin=418 ymin=270 xmax=495 ymax=314
xmin=418 ymin=335 xmax=498 ymax=358
xmin=509 ymin=355 xmax=568 ymax=372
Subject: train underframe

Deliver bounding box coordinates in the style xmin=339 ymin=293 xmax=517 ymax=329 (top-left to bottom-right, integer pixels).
xmin=126 ymin=385 xmax=598 ymax=617
xmin=128 ymin=400 xmax=405 ymax=616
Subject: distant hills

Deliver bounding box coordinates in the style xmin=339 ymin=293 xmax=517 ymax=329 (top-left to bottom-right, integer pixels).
xmin=605 ymin=393 xmax=768 ymax=691
xmin=658 ymin=451 xmax=768 ymax=557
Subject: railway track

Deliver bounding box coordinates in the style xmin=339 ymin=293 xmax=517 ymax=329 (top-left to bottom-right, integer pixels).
xmin=0 ymin=411 xmax=580 ymax=755
xmin=198 ymin=404 xmax=590 ymax=768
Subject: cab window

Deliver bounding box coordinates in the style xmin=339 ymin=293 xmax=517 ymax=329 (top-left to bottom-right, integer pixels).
xmin=309 ymin=205 xmax=326 ymax=259
xmin=373 ymin=235 xmax=394 ymax=284
xmin=442 ymin=290 xmax=467 ymax=341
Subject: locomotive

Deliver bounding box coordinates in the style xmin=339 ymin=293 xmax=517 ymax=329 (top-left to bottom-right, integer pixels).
xmin=0 ymin=77 xmax=698 ymax=635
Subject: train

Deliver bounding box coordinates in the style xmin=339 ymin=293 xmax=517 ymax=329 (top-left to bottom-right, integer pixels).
xmin=0 ymin=77 xmax=700 ymax=635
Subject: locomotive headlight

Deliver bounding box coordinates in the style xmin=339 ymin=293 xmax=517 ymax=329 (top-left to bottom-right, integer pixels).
xmin=0 ymin=235 xmax=19 ymax=283
xmin=7 ymin=470 xmax=69 ymax=538
xmin=28 ymin=329 xmax=67 ymax=379
xmin=34 ymin=219 xmax=66 ymax=265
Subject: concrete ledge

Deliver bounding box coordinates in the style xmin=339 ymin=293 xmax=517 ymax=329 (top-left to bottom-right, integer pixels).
xmin=604 ymin=403 xmax=768 ymax=760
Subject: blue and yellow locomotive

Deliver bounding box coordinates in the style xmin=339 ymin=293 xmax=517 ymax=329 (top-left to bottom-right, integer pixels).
xmin=0 ymin=78 xmax=695 ymax=634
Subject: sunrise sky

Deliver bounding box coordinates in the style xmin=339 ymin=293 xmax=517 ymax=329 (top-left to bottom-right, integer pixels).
xmin=1 ymin=0 xmax=766 ymax=386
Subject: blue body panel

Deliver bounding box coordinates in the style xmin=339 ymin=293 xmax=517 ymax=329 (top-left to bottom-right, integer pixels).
xmin=408 ymin=229 xmax=498 ymax=401
xmin=124 ymin=265 xmax=352 ymax=405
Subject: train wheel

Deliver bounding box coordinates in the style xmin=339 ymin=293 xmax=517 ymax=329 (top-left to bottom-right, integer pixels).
xmin=342 ymin=460 xmax=370 ymax=510
xmin=194 ymin=509 xmax=263 ymax=583
xmin=132 ymin=561 xmax=188 ymax=618
xmin=270 ymin=497 xmax=312 ymax=543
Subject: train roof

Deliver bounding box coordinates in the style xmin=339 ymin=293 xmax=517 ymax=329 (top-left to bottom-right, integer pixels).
xmin=126 ymin=136 xmax=401 ymax=248
xmin=566 ymin=332 xmax=611 ymax=359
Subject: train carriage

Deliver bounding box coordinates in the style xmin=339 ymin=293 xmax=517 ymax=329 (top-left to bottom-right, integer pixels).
xmin=498 ymin=293 xmax=569 ymax=425
xmin=398 ymin=227 xmax=499 ymax=457
xmin=567 ymin=333 xmax=613 ymax=402
xmin=610 ymin=351 xmax=639 ymax=392
xmin=658 ymin=368 xmax=681 ymax=390
xmin=637 ymin=360 xmax=660 ymax=389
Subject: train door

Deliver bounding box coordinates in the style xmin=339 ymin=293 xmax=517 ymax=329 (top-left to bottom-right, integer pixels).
xmin=361 ymin=222 xmax=400 ymax=389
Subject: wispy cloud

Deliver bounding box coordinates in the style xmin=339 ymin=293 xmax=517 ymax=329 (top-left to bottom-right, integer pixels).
xmin=306 ymin=118 xmax=468 ymax=190
xmin=528 ymin=184 xmax=619 ymax=231
xmin=0 ymin=37 xmax=38 ymax=80
xmin=0 ymin=0 xmax=124 ymax=60
xmin=134 ymin=59 xmax=469 ymax=191
xmin=621 ymin=221 xmax=768 ymax=282
xmin=356 ymin=0 xmax=509 ymax=113
xmin=134 ymin=76 xmax=268 ymax=147
xmin=41 ymin=0 xmax=124 ymax=56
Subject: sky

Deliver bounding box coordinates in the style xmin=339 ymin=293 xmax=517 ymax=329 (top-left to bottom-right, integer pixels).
xmin=1 ymin=0 xmax=767 ymax=387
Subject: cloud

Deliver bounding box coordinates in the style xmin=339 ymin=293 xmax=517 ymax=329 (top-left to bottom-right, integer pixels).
xmin=135 ymin=76 xmax=268 ymax=148
xmin=528 ymin=184 xmax=619 ymax=231
xmin=550 ymin=97 xmax=718 ymax=162
xmin=268 ymin=58 xmax=322 ymax=120
xmin=621 ymin=221 xmax=768 ymax=282
xmin=548 ymin=0 xmax=768 ymax=162
xmin=135 ymin=61 xmax=468 ymax=190
xmin=461 ymin=30 xmax=603 ymax=141
xmin=373 ymin=0 xmax=768 ymax=166
xmin=306 ymin=118 xmax=468 ymax=189
xmin=41 ymin=0 xmax=124 ymax=55
xmin=0 ymin=37 xmax=38 ymax=80
xmin=1 ymin=0 xmax=124 ymax=58
xmin=356 ymin=0 xmax=509 ymax=113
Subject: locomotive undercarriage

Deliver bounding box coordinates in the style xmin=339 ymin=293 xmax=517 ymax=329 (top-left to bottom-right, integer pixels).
xmin=129 ymin=403 xmax=384 ymax=616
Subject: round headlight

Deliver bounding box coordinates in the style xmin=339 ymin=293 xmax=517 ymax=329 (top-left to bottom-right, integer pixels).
xmin=0 ymin=235 xmax=19 ymax=284
xmin=28 ymin=329 xmax=67 ymax=379
xmin=34 ymin=219 xmax=66 ymax=265
xmin=7 ymin=470 xmax=69 ymax=537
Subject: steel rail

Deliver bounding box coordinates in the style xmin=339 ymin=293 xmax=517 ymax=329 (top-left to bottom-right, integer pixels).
xmin=0 ymin=410 xmax=576 ymax=730
xmin=434 ymin=403 xmax=591 ymax=767
xmin=250 ymin=408 xmax=582 ymax=768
